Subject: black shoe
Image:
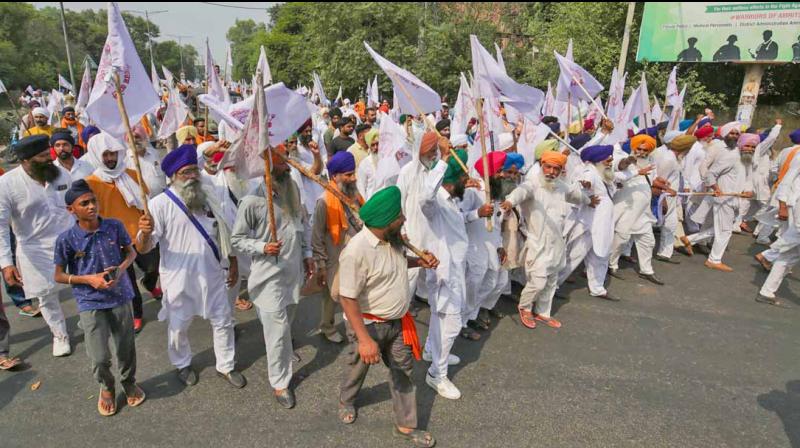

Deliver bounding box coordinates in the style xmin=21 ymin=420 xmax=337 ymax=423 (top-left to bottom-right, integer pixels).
xmin=639 ymin=273 xmax=664 ymax=286
xmin=592 ymin=292 xmax=621 ymax=302
xmin=655 ymin=255 xmax=680 ymax=265
xmin=274 ymin=388 xmax=296 ymax=409
xmin=755 ymin=294 xmax=789 ymax=308
xmin=218 ymin=370 xmax=247 ymax=389
xmin=177 ymin=366 xmax=198 ymax=386
xmin=608 ymin=268 xmax=624 ymax=279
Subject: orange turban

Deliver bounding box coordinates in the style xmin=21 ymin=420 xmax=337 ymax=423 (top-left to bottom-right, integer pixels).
xmin=420 ymin=131 xmax=439 ymax=155
xmin=540 ymin=151 xmax=568 ymax=167
xmin=631 ymin=134 xmax=657 ymax=152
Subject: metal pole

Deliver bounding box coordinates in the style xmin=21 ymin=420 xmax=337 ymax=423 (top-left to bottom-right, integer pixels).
xmin=59 ymin=2 xmax=76 ymax=92
xmin=618 ymin=2 xmax=636 ymax=74
xmin=144 ymin=11 xmax=155 ymax=69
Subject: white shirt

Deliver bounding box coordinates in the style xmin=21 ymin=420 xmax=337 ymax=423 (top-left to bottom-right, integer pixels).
xmin=356 ymin=152 xmax=379 ymax=200
xmin=54 ymin=156 xmax=95 ymax=180
xmin=459 ymin=187 xmax=503 ymax=271
xmin=613 ymin=157 xmax=657 ymax=236
xmin=0 ymin=166 xmax=73 ymax=297
xmin=128 ymin=147 xmax=167 ymax=198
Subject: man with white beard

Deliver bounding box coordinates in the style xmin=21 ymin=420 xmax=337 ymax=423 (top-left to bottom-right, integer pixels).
xmin=679 ymin=123 xmax=716 ymax=239
xmin=684 ymin=122 xmax=749 ymax=272
xmin=734 ymin=133 xmax=762 ymax=233
xmin=559 ymin=145 xmax=619 ymax=301
xmin=736 ymin=119 xmax=782 ymax=234
xmin=652 ymin=133 xmax=696 ymax=262
xmin=136 ymin=144 xmax=246 ymax=389
xmin=608 ymin=135 xmax=665 ymax=285
xmin=502 ymin=151 xmax=595 ymax=330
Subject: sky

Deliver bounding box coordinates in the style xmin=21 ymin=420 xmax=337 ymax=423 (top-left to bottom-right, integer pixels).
xmin=31 ymin=2 xmax=277 ymax=63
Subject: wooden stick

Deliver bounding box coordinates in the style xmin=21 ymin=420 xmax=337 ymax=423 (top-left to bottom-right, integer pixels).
xmin=257 ymin=72 xmax=278 ymax=254
xmin=112 ymin=72 xmax=150 ymax=216
xmin=474 ymin=97 xmax=493 ymax=231
xmin=277 ymin=152 xmax=429 ymax=259
xmin=570 ymin=76 xmax=609 ymax=121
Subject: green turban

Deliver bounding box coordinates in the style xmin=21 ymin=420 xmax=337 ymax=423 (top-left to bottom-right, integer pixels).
xmin=534 ymin=139 xmax=559 ymax=161
xmin=442 ymin=149 xmax=468 ymax=185
xmin=359 ymin=186 xmax=402 ymax=228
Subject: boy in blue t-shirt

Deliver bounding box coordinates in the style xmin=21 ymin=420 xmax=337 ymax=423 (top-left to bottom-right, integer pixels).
xmin=54 ymin=180 xmax=146 ymax=416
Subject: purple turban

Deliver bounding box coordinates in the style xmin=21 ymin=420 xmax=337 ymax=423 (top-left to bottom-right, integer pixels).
xmin=327 ymin=151 xmax=356 ymax=176
xmin=580 ymin=145 xmax=614 ymax=164
xmin=790 ymin=129 xmax=800 ymax=145
xmin=737 ymin=133 xmax=760 ymax=148
xmin=162 ymin=144 xmax=198 ymax=177
xmin=81 ymin=125 xmax=101 ymax=145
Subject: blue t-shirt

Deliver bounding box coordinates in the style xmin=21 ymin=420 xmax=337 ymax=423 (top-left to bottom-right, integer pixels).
xmin=54 ymin=218 xmax=134 ymax=312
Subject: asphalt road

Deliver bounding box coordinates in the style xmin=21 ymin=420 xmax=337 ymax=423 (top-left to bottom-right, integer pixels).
xmin=1 ymin=232 xmax=799 ymax=447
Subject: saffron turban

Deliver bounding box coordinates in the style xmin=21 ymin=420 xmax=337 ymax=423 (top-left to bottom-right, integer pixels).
xmin=420 ymin=131 xmax=439 ymax=154
xmin=474 ymin=151 xmax=507 ymax=178
xmin=540 ymin=151 xmax=567 ymax=167
xmin=162 ymin=144 xmax=198 ymax=177
xmin=738 ymin=133 xmax=761 ymax=148
xmin=176 ymin=125 xmax=198 ymax=143
xmin=694 ymin=125 xmax=714 ymax=139
xmin=442 ymin=149 xmax=468 ymax=184
xmin=535 ymin=139 xmax=560 ymax=161
xmin=580 ymin=145 xmax=614 ymax=164
xmin=64 ymin=179 xmax=93 ymax=206
xmin=359 ymin=186 xmax=402 ymax=228
xmin=789 ymin=129 xmax=800 ymax=144
xmin=719 ymin=121 xmax=742 ymax=138
xmin=503 ymin=153 xmax=525 ymax=171
xmin=327 ymin=151 xmax=356 ymax=176
xmin=669 ymin=135 xmax=697 ymax=153
xmin=630 ymin=134 xmax=657 ymax=152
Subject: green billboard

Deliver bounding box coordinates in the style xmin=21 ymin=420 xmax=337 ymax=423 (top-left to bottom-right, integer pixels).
xmin=637 ymin=2 xmax=800 ymax=63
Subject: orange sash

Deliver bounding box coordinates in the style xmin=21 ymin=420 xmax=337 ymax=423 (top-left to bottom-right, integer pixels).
xmin=362 ymin=312 xmax=421 ymax=361
xmin=774 ymin=145 xmax=800 ymax=192
xmin=323 ymin=186 xmax=363 ymax=245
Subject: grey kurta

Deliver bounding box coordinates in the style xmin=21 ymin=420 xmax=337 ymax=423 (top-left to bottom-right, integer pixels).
xmin=231 ymin=186 xmax=311 ymax=312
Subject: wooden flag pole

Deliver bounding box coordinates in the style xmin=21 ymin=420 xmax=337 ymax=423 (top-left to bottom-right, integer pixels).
xmin=571 ymin=75 xmax=609 ymax=121
xmin=467 ymin=72 xmax=494 ymax=231
xmin=256 ymin=71 xmax=278 ymax=262
xmin=112 ymin=71 xmax=150 ymax=216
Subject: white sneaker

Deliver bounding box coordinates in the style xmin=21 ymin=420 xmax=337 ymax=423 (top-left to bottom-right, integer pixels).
xmin=52 ymin=336 xmax=71 ymax=357
xmin=422 ymin=350 xmax=460 ymax=365
xmin=426 ymin=374 xmax=461 ymax=400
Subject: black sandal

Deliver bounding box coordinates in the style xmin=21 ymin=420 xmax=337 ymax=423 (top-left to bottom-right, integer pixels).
xmin=393 ymin=427 xmax=436 ymax=448
xmin=467 ymin=319 xmax=489 ymax=331
xmin=755 ymin=295 xmax=789 ymax=308
xmin=459 ymin=327 xmax=481 ymax=341
xmin=338 ymin=403 xmax=356 ymax=424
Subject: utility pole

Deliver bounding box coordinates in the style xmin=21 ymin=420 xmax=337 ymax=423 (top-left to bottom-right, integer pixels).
xmin=125 ymin=9 xmax=168 ymax=69
xmin=165 ymin=34 xmax=194 ymax=77
xmin=59 ymin=2 xmax=76 ymax=92
xmin=618 ymin=2 xmax=636 ymax=74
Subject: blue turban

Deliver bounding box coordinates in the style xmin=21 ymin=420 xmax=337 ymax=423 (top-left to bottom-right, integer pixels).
xmin=162 ymin=144 xmax=198 ymax=177
xmin=569 ymin=133 xmax=592 ymax=150
xmin=697 ymin=117 xmax=712 ymax=128
xmin=81 ymin=125 xmax=101 ymax=145
xmin=13 ymin=135 xmax=50 ymax=160
xmin=50 ymin=131 xmax=75 ymax=146
xmin=790 ymin=129 xmax=800 ymax=145
xmin=64 ymin=179 xmax=94 ymax=205
xmin=547 ymin=122 xmax=561 ymax=135
xmin=678 ymin=119 xmax=694 ymax=132
xmin=327 ymin=151 xmax=356 ymax=176
xmin=580 ymin=145 xmax=614 ymax=163
xmin=621 ymin=141 xmax=631 ymax=154
xmin=503 ymin=153 xmax=525 ymax=171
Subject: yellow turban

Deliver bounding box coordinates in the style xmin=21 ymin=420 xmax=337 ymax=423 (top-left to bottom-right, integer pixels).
xmin=176 ymin=125 xmax=198 ymax=143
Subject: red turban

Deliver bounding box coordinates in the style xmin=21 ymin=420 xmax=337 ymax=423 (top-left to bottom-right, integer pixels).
xmin=694 ymin=124 xmax=714 ymax=139
xmin=474 ymin=151 xmax=507 ymax=178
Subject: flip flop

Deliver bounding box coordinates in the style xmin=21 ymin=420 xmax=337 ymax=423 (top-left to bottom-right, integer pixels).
xmin=534 ymin=314 xmax=562 ymax=329
xmin=459 ymin=328 xmax=481 ymax=341
xmin=338 ymin=403 xmax=356 ymax=425
xmin=97 ymin=389 xmax=117 ymax=417
xmin=755 ymin=295 xmax=790 ymax=308
xmin=393 ymin=427 xmax=436 ymax=448
xmin=125 ymin=384 xmax=147 ymax=407
xmin=234 ymin=298 xmax=253 ymax=311
xmin=0 ymin=356 xmax=22 ymax=371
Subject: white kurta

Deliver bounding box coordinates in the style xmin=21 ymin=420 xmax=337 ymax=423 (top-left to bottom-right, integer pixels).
xmin=54 ymin=157 xmax=95 ymax=180
xmin=291 ymin=143 xmax=325 ymax=217
xmin=128 ymin=147 xmax=167 ymax=197
xmin=460 ymin=187 xmax=504 ymax=321
xmin=613 ymin=160 xmax=657 ymax=237
xmin=356 ymin=152 xmax=379 ymax=200
xmin=0 ymin=166 xmax=73 ymax=297
xmin=146 ymin=189 xmax=231 ymax=322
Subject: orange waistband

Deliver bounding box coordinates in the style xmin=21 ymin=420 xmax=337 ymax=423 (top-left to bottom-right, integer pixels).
xmin=361 ymin=312 xmax=421 ymax=360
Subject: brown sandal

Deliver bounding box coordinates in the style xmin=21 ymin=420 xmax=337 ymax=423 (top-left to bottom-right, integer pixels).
xmin=97 ymin=389 xmax=117 ymax=417
xmin=0 ymin=356 xmax=22 ymax=371
xmin=338 ymin=403 xmax=356 ymax=424
xmin=126 ymin=384 xmax=146 ymax=407
xmin=234 ymin=298 xmax=253 ymax=311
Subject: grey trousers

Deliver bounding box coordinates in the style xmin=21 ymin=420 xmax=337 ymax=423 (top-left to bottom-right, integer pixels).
xmin=79 ymin=303 xmax=137 ymax=393
xmin=340 ymin=319 xmax=417 ymax=428
xmin=0 ymin=300 xmax=9 ymax=357
xmin=254 ymin=305 xmax=293 ymax=390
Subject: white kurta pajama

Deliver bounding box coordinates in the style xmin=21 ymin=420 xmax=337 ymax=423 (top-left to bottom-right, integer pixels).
xmin=559 ymin=164 xmax=616 ymax=296
xmin=759 ymin=161 xmax=800 ymax=299
xmin=144 ymin=188 xmax=236 ymax=374
xmin=688 ymin=142 xmax=745 ymax=265
xmin=128 ymin=146 xmax=167 ymax=198
xmin=231 ymin=187 xmax=311 ymax=390
xmin=506 ymin=169 xmax=588 ymax=318
xmin=418 ymin=160 xmax=468 ymax=380
xmin=652 ymin=146 xmax=682 ymax=258
xmin=356 ymin=152 xmax=379 ymax=200
xmin=0 ymin=166 xmax=72 ymax=339
xmin=609 ymin=158 xmax=658 ymax=276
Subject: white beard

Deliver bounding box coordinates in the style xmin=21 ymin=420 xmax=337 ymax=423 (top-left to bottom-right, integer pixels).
xmin=636 ymin=156 xmax=651 ymax=169
xmin=538 ymin=170 xmax=557 ymax=191
xmin=173 ymin=178 xmax=207 ymax=213
xmin=594 ymin=162 xmax=614 ymax=184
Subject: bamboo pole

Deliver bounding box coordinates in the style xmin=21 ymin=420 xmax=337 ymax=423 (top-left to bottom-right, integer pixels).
xmin=112 ymin=72 xmax=150 ymax=216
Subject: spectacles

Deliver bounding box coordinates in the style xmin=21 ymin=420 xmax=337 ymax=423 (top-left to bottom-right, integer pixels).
xmin=176 ymin=166 xmax=200 ymax=176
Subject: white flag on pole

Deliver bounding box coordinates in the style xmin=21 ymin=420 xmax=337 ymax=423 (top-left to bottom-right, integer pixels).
xmin=225 ymin=43 xmax=233 ymax=85
xmin=373 ymin=112 xmax=413 ymax=189
xmin=220 ymin=74 xmax=270 ymax=180
xmin=555 ymin=39 xmax=576 ymax=104
xmin=311 ymin=72 xmax=329 ymax=106
xmin=157 ymin=86 xmax=189 ymax=139
xmin=368 ymin=75 xmax=380 ymax=107
xmin=76 ymin=63 xmax=93 ymax=111
xmin=256 ymin=45 xmax=272 ymax=85
xmin=335 ymin=85 xmax=343 ymax=103
xmin=364 ymin=41 xmax=442 ymax=115
xmin=543 ymin=82 xmax=555 ymax=116
xmin=85 ymin=2 xmax=160 ymax=138
xmin=494 ymin=43 xmax=506 ymax=74
xmin=451 ymin=72 xmax=475 ymax=136
xmin=667 ymin=85 xmax=687 ymax=131
xmin=58 ymin=74 xmax=74 ymax=92
xmin=605 ymin=68 xmax=627 ymax=121
xmin=25 ymin=85 xmax=35 ymax=95
xmin=651 ymin=96 xmax=664 ymax=124
xmin=205 ymin=39 xmax=227 ymax=104
xmin=162 ymin=65 xmax=175 ymax=86
xmin=665 ymin=66 xmax=680 ymax=107
xmin=517 ymin=119 xmax=551 ymax=170
xmin=554 ymin=50 xmax=603 ymax=103
xmin=150 ymin=62 xmax=160 ymax=94
xmin=638 ymin=72 xmax=651 ymax=120
xmin=47 ymin=89 xmax=64 ymax=121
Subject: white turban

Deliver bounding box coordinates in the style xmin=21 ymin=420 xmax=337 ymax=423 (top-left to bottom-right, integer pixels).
xmin=719 ymin=121 xmax=742 ymax=138
xmin=450 ymin=134 xmax=468 ymax=148
xmin=496 ymin=133 xmax=515 ymax=151
xmin=663 ymin=130 xmax=684 ymax=145
xmin=32 ymin=107 xmax=48 ymax=117
xmin=86 ymin=131 xmax=145 ymax=210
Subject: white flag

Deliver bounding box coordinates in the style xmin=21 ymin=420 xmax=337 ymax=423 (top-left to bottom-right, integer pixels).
xmin=58 ymin=74 xmax=74 ymax=92
xmin=225 ymin=43 xmax=233 ymax=85
xmin=256 ymin=45 xmax=272 ymax=85
xmin=0 ymin=78 xmax=6 ymax=94
xmin=162 ymin=65 xmax=175 ymax=86
xmin=624 ymin=85 xmax=644 ymax=124
xmin=368 ymin=75 xmax=379 ymax=107
xmin=364 ymin=41 xmax=442 ymax=115
xmin=665 ymin=66 xmax=680 ymax=107
xmin=373 ymin=111 xmax=412 ymax=189
xmin=157 ymin=86 xmax=189 ymax=139
xmin=543 ymin=82 xmax=555 ymax=116
xmin=605 ymin=68 xmax=627 ymax=121
xmin=205 ymin=39 xmax=226 ymax=104
xmin=554 ymin=50 xmax=603 ymax=103
xmin=221 ymin=74 xmax=270 ymax=180
xmin=85 ymin=2 xmax=160 ymax=138
xmin=517 ymin=120 xmax=551 ymax=170
xmin=47 ymin=89 xmax=64 ymax=121
xmin=638 ymin=72 xmax=651 ymax=119
xmin=311 ymin=72 xmax=329 ymax=106
xmin=335 ymin=85 xmax=343 ymax=103
xmin=587 ymin=96 xmax=604 ymax=122
xmin=555 ymin=39 xmax=575 ymax=104
xmin=494 ymin=43 xmax=506 ymax=74
xmin=667 ymin=85 xmax=687 ymax=131
xmin=651 ymin=96 xmax=664 ymax=124
xmin=76 ymin=63 xmax=93 ymax=111
xmin=25 ymin=85 xmax=35 ymax=95
xmin=150 ymin=62 xmax=160 ymax=94
xmin=451 ymin=72 xmax=475 ymax=136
